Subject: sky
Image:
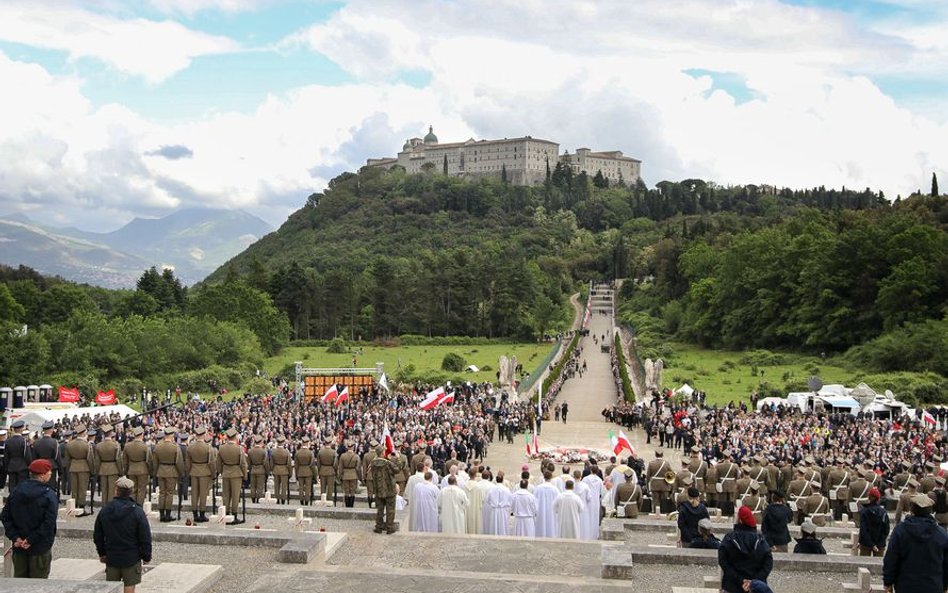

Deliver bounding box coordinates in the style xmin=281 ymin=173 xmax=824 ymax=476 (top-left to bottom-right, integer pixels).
xmin=0 ymin=0 xmax=945 ymax=231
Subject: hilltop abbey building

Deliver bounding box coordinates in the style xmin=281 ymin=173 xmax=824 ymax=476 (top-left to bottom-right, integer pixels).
xmin=364 ymin=126 xmax=641 ymax=187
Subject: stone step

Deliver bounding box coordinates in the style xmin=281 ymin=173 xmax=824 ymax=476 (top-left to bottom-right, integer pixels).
xmin=62 ymin=500 xmax=385 ymax=521
xmin=49 ymin=558 xmax=106 ymax=581
xmin=603 ymin=518 xmax=860 ymax=540
xmin=138 ymin=563 xmax=223 ymax=593
xmin=0 ymin=579 xmax=121 ymax=593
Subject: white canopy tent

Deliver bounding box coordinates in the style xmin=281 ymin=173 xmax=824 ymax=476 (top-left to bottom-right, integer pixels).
xmin=5 ymin=404 xmax=138 ymax=432
xmin=675 ymin=383 xmax=695 ymax=396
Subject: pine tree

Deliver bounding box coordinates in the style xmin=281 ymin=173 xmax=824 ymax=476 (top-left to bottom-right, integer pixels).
xmin=933 ymin=172 xmax=939 ymax=197
xmin=443 ymin=154 xmax=448 ymax=176
xmin=501 ymin=163 xmax=508 ymax=184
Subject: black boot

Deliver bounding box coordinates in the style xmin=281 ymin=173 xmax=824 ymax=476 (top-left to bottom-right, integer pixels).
xmin=159 ymin=510 xmax=170 ymax=522
xmin=348 ymin=495 xmax=355 ymax=508
xmin=192 ymin=511 xmax=199 ymax=523
xmin=368 ymin=496 xmax=374 ymax=508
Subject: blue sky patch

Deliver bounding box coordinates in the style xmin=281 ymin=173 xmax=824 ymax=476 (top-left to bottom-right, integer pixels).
xmin=683 ymin=69 xmax=762 ymax=105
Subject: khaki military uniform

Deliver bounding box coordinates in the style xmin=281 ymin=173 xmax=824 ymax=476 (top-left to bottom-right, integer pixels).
xmin=294 ymin=446 xmax=315 ymax=504
xmin=688 ymin=457 xmax=707 ymax=492
xmin=336 ymin=450 xmax=361 ymax=506
xmin=646 ymin=457 xmax=673 ymax=513
xmin=248 ymin=445 xmax=268 ymax=503
xmin=217 ymin=441 xmax=248 ymax=518
xmin=270 ymin=445 xmax=292 ymax=504
xmin=828 ymin=468 xmax=851 ymax=518
xmin=787 ymin=477 xmax=811 ymax=523
xmin=894 ymin=490 xmax=916 ymax=523
xmin=152 ymin=440 xmax=185 ymax=515
xmin=317 ymin=445 xmax=337 ymax=500
xmin=122 ymin=438 xmax=151 ymax=505
xmin=801 ymin=492 xmax=831 ymax=526
xmin=848 ymin=476 xmax=871 ymax=527
xmin=751 ymin=465 xmax=771 ymax=499
xmin=920 ymin=474 xmax=937 ymax=494
xmin=186 ymin=439 xmax=216 ymax=516
xmin=395 ymin=452 xmax=410 ymax=496
xmin=94 ymin=438 xmax=124 ymax=505
xmin=65 ymin=437 xmax=94 ymax=509
xmin=740 ymin=493 xmax=766 ymax=523
xmin=370 ymin=454 xmax=403 ymax=533
xmin=716 ymin=460 xmax=738 ymax=515
xmin=362 ymin=448 xmax=377 ymax=505
xmin=704 ymin=464 xmax=718 ymax=507
xmin=615 ymin=481 xmax=642 ymax=518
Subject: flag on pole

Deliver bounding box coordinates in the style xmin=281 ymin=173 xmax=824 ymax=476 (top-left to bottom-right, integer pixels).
xmin=442 ymin=390 xmax=456 ymax=404
xmin=420 ymin=386 xmax=445 ymax=410
xmin=533 ymin=427 xmax=539 ymax=455
xmin=525 ymin=430 xmax=532 ymax=456
xmin=923 ymin=410 xmax=937 ymax=427
xmin=321 ymin=384 xmax=338 ymax=403
xmin=382 ymin=424 xmax=395 ymax=456
xmin=335 ymin=385 xmax=349 ymax=406
xmin=609 ymin=430 xmax=634 ymax=456
xmin=379 ymin=372 xmax=390 ymax=392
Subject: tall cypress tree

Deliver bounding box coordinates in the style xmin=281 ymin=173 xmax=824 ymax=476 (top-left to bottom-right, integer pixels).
xmin=933 ymin=172 xmax=939 ymax=197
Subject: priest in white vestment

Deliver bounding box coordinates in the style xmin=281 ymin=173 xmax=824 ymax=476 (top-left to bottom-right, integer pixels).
xmin=482 ymin=476 xmax=512 ymax=535
xmin=553 ymin=480 xmax=585 ymax=539
xmin=511 ymin=480 xmax=538 ymax=537
xmin=581 ymin=471 xmax=604 ymax=540
xmin=409 ymin=472 xmax=440 ymax=532
xmin=404 ymin=463 xmax=427 ymax=528
xmin=534 ymin=472 xmax=559 ymax=538
xmin=438 ymin=475 xmax=468 ymax=534
xmin=464 ymin=468 xmax=486 ymax=534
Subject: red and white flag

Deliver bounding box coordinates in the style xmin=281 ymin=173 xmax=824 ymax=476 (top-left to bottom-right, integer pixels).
xmin=442 ymin=390 xmax=455 ymax=404
xmin=335 ymin=386 xmax=349 ymax=406
xmin=95 ymin=389 xmax=116 ymax=405
xmin=321 ymin=384 xmax=338 ymax=403
xmin=382 ymin=424 xmax=395 ymax=456
xmin=58 ymin=386 xmax=80 ymax=403
xmin=610 ymin=430 xmax=634 ymax=456
xmin=420 ymin=387 xmax=445 ymax=410
xmin=923 ymin=410 xmax=937 ymax=427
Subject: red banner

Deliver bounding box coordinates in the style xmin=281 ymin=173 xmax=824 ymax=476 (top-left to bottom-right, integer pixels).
xmin=95 ymin=389 xmax=116 ymax=406
xmin=58 ymin=386 xmax=80 ymax=403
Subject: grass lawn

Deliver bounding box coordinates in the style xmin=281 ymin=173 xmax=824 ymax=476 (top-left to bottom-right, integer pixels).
xmin=661 ymin=342 xmax=855 ymax=406
xmin=263 ymin=342 xmax=556 ymax=385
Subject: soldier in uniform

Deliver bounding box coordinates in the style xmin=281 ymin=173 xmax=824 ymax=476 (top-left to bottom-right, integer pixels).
xmin=186 ymin=427 xmax=215 ymax=522
xmin=151 ymin=426 xmax=184 ymax=522
xmin=294 ymin=436 xmax=315 ymax=505
xmin=920 ymin=461 xmax=937 ymax=494
xmin=800 ymin=481 xmax=831 ymax=527
xmin=777 ymin=458 xmax=793 ymax=495
xmin=58 ymin=430 xmax=71 ymax=495
xmin=786 ymin=467 xmax=812 ymax=524
xmin=394 ymin=442 xmax=410 ymax=498
xmin=410 ymin=442 xmax=430 ymax=473
xmin=646 ymin=449 xmax=673 ymax=513
xmin=735 ymin=466 xmax=753 ymax=502
xmin=31 ymin=421 xmax=60 ymax=494
xmin=4 ymin=420 xmax=32 ymax=492
xmin=675 ymin=474 xmax=696 ymax=506
xmin=122 ymin=427 xmax=151 ymax=505
xmin=751 ymin=456 xmax=771 ymax=501
xmin=248 ymin=435 xmax=268 ymax=504
xmin=827 ymin=457 xmax=851 ymax=520
xmin=929 ymin=475 xmax=948 ymax=529
xmin=892 ymin=460 xmax=913 ymax=493
xmin=361 ymin=440 xmax=378 ymax=508
xmin=370 ymin=445 xmax=403 ymax=534
xmin=336 ymin=440 xmax=361 ymax=508
xmin=317 ymin=437 xmax=338 ymax=503
xmin=894 ymin=478 xmax=919 ymax=523
xmin=217 ymin=428 xmax=247 ymax=524
xmin=687 ymin=446 xmax=707 ymax=493
xmin=848 ymin=469 xmax=872 ymax=528
xmin=716 ymin=451 xmax=738 ymax=516
xmin=704 ymin=459 xmax=719 ymax=510
xmin=675 ymin=458 xmax=695 ymax=493
xmin=94 ymin=424 xmax=124 ymax=505
xmin=615 ymin=467 xmax=642 ymax=518
xmin=65 ymin=424 xmax=94 ymax=516
xmin=270 ymin=435 xmax=292 ymax=504
xmin=740 ymin=480 xmax=766 ymax=524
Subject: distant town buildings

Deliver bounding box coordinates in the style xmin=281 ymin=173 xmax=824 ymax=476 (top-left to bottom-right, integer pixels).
xmin=364 ymin=126 xmax=641 ymax=187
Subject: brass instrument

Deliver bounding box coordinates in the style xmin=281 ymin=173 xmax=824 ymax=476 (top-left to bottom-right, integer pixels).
xmin=664 ymin=470 xmax=677 ymax=484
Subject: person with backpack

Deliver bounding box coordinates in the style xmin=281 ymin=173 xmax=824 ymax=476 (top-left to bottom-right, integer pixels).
xmin=858 ymin=488 xmax=890 ymax=557
xmin=718 ymin=506 xmax=774 ymax=593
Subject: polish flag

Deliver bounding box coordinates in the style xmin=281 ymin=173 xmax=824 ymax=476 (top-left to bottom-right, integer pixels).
xmin=610 ymin=430 xmax=634 ymax=456
xmin=922 ymin=410 xmax=937 ymax=427
xmin=382 ymin=424 xmax=395 ymax=456
xmin=335 ymin=386 xmax=349 ymax=406
xmin=420 ymin=387 xmax=445 ymax=410
xmin=442 ymin=390 xmax=456 ymax=405
xmin=321 ymin=384 xmax=338 ymax=403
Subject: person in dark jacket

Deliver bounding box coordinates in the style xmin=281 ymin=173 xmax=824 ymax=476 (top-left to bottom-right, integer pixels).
xmin=678 ymin=487 xmax=710 ymax=547
xmin=718 ymin=505 xmax=773 ymax=593
xmin=883 ymin=494 xmax=948 ymax=593
xmin=94 ymin=476 xmax=153 ymax=593
xmin=690 ymin=517 xmax=721 ymax=550
xmin=761 ymin=491 xmax=793 ymax=552
xmin=793 ymin=519 xmax=827 ymax=554
xmin=0 ymin=459 xmax=58 ymax=578
xmin=858 ymin=488 xmax=890 ymax=557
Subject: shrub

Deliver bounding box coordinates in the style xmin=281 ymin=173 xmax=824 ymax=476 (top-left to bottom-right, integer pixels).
xmin=326 ymin=338 xmax=348 ymax=353
xmin=739 ymin=349 xmax=787 ymax=367
xmin=441 ymin=352 xmax=466 ymax=372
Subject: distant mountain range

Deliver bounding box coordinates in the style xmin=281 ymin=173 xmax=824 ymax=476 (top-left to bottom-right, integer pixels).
xmin=0 ymin=209 xmax=272 ymax=288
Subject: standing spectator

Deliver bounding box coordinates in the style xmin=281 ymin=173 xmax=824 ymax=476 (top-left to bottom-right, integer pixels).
xmin=94 ymin=477 xmax=153 ymax=593
xmin=561 ymin=402 xmax=569 ymax=423
xmin=677 ymin=487 xmax=710 ymax=547
xmin=718 ymin=506 xmax=773 ymax=593
xmin=858 ymin=488 xmax=890 ymax=557
xmin=0 ymin=459 xmax=58 ymax=579
xmin=761 ymin=491 xmax=793 ymax=552
xmin=883 ymin=494 xmax=948 ymax=593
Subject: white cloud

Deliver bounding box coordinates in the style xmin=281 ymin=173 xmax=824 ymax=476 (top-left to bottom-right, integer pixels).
xmin=148 ymin=0 xmax=276 ymax=16
xmin=0 ymin=1 xmax=239 ymax=83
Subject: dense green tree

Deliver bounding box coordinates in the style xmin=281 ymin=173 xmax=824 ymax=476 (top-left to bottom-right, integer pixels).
xmin=189 ymin=280 xmax=289 ymax=355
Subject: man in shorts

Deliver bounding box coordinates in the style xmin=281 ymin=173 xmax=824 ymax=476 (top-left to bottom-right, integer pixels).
xmin=93 ymin=476 xmax=152 ymax=593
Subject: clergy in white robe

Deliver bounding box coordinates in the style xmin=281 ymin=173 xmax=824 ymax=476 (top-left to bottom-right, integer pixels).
xmin=438 ymin=475 xmax=468 ymax=535
xmin=553 ymin=481 xmax=585 ymax=539
xmin=581 ymin=471 xmax=605 ymax=540
xmin=409 ymin=472 xmax=440 ymax=532
xmin=404 ymin=467 xmax=426 ymax=528
xmin=464 ymin=469 xmax=487 ymax=534
xmin=571 ymin=470 xmax=595 ymax=540
xmin=511 ymin=481 xmax=538 ymax=537
xmin=534 ymin=474 xmax=559 ymax=538
xmin=482 ymin=477 xmax=513 ymax=535
xmin=553 ymin=467 xmax=571 ymax=492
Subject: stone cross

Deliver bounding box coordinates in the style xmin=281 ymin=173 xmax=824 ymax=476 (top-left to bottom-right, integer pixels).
xmin=209 ymin=504 xmax=234 ymax=526
xmin=261 ymin=490 xmax=276 ymax=504
xmin=58 ymin=497 xmax=80 ymax=520
xmin=287 ymin=507 xmax=312 ymax=532
xmin=142 ymin=501 xmax=160 ymax=522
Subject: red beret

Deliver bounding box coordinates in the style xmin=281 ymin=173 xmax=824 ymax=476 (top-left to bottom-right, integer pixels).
xmin=737 ymin=504 xmax=757 ymax=528
xmin=29 ymin=459 xmax=52 ymax=474
xmin=868 ymin=487 xmax=882 ymax=501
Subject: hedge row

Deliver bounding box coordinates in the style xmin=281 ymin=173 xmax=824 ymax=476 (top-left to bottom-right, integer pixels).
xmin=613 ymin=333 xmax=635 ymax=403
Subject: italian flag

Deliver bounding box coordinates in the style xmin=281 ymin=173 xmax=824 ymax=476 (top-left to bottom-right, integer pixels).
xmin=335 ymin=385 xmax=349 ymax=406
xmin=610 ymin=430 xmax=633 ymax=456
xmin=321 ymin=384 xmax=338 ymax=403
xmin=420 ymin=387 xmax=445 ymax=410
